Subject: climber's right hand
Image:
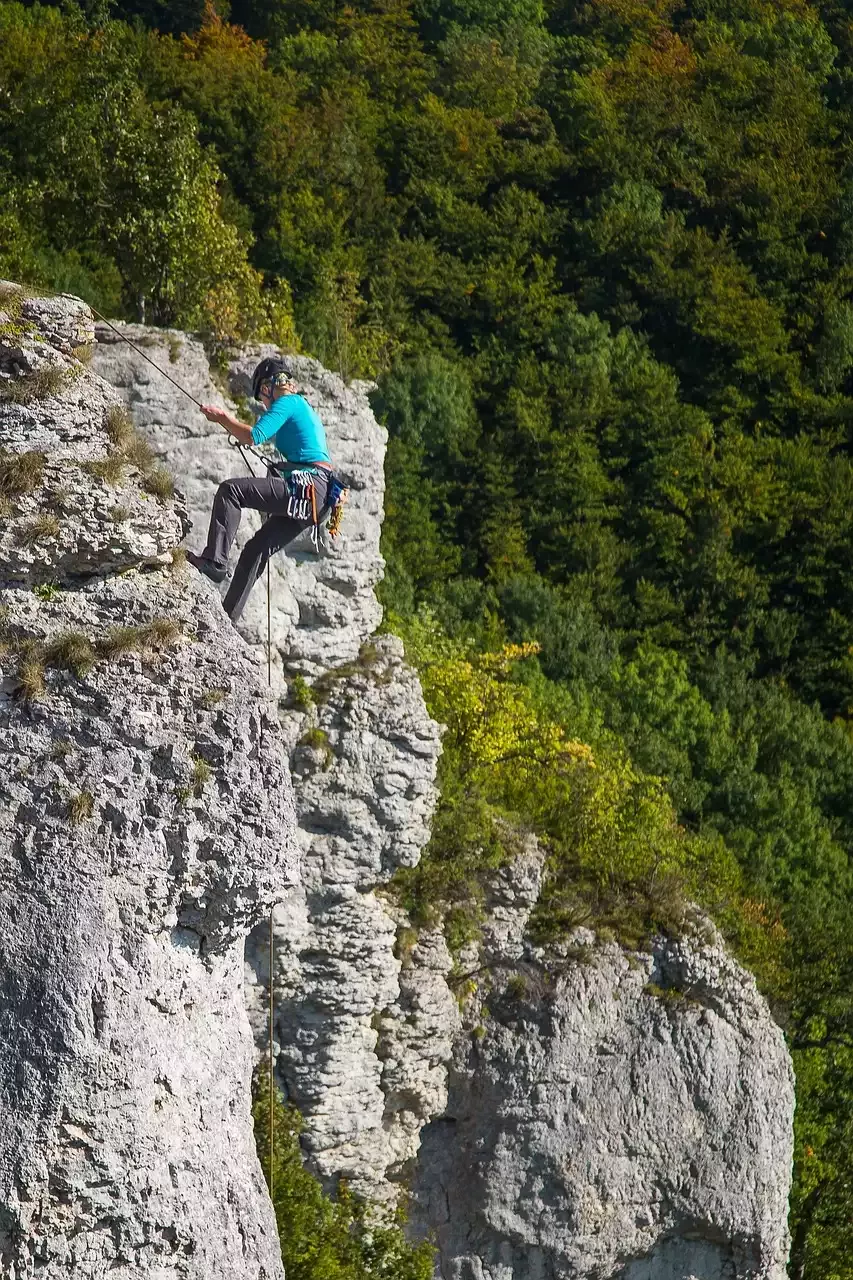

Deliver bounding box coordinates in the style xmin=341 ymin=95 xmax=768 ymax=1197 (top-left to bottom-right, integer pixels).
xmin=200 ymin=404 xmax=227 ymax=425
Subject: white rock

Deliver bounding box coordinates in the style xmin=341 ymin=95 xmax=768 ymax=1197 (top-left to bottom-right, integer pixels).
xmin=1 ymin=296 xmax=295 ymax=1278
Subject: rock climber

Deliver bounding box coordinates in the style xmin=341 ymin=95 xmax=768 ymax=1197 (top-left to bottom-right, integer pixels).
xmin=187 ymin=357 xmax=342 ymax=620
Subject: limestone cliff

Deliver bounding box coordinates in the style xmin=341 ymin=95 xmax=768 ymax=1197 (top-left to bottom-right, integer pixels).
xmin=90 ymin=315 xmax=796 ymax=1278
xmin=1 ymin=289 xmax=295 ymax=1278
xmin=412 ymin=847 xmax=794 ymax=1280
xmin=92 ymin=323 xmax=449 ymax=1203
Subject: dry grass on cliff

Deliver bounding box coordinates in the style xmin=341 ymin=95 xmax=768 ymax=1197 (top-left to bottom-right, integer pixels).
xmin=0 ymin=367 xmax=70 ymax=405
xmin=0 ymin=448 xmax=46 ymax=498
xmin=5 ymin=617 xmax=184 ymax=701
xmin=94 ymin=405 xmax=176 ymax=503
xmin=16 ymin=512 xmax=61 ymax=546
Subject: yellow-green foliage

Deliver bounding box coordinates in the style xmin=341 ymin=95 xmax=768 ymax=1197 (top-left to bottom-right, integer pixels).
xmin=289 ymin=674 xmax=315 ymax=711
xmin=0 ymin=283 xmax=25 ymax=338
xmin=252 ymin=1066 xmax=433 ymax=1280
xmin=395 ymin=613 xmax=753 ymax=953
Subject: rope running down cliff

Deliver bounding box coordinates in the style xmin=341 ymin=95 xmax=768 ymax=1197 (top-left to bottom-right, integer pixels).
xmin=91 ymin=306 xmax=279 ymax=1213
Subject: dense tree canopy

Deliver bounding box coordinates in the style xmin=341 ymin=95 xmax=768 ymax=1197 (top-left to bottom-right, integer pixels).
xmin=4 ymin=0 xmax=853 ymax=1273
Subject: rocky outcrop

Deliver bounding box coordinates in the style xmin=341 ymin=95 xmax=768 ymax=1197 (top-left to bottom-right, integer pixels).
xmin=92 ymin=325 xmax=384 ymax=678
xmin=411 ymin=853 xmax=794 ymax=1280
xmin=1 ymin=293 xmax=295 ymax=1278
xmin=91 ymin=313 xmax=795 ymax=1278
xmin=243 ymin=635 xmax=449 ymax=1202
xmin=92 ymin=324 xmax=448 ymax=1205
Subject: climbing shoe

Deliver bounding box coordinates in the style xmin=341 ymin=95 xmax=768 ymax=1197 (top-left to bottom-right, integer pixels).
xmin=187 ymin=551 xmax=228 ymax=584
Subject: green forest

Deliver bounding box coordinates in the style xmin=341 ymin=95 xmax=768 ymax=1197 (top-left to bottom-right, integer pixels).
xmin=3 ymin=0 xmax=853 ymax=1273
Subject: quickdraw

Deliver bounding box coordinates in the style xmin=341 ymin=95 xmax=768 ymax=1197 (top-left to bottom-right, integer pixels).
xmin=285 ymin=469 xmax=320 ymax=550
xmin=326 ymin=474 xmax=349 ymax=539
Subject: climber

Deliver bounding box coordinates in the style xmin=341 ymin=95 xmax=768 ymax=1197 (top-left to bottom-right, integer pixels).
xmin=187 ymin=357 xmax=342 ymax=621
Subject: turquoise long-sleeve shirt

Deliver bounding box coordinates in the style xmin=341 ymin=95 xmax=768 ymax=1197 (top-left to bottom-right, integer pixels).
xmin=251 ymin=393 xmax=331 ymax=465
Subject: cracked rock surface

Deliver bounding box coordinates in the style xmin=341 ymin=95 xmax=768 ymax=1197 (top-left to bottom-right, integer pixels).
xmin=244 ymin=635 xmax=448 ymax=1203
xmin=1 ymin=292 xmax=295 ymax=1279
xmin=410 ymin=851 xmax=795 ymax=1280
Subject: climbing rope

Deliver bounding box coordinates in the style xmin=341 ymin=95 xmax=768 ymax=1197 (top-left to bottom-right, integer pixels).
xmin=91 ymin=308 xmax=206 ymax=409
xmin=91 ymin=307 xmax=273 ymax=477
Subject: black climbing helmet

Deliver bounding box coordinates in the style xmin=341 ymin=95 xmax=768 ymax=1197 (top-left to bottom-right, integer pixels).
xmin=251 ymin=356 xmax=294 ymax=401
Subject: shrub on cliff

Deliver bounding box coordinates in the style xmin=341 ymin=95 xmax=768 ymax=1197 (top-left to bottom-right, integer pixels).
xmin=253 ymin=1068 xmax=434 ymax=1280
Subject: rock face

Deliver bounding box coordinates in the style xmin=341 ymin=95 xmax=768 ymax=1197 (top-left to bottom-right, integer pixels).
xmin=243 ymin=635 xmax=450 ymax=1202
xmin=92 ymin=322 xmax=449 ymax=1205
xmin=92 ymin=326 xmax=385 ymax=678
xmin=1 ymin=293 xmax=295 ymax=1278
xmin=91 ymin=313 xmax=795 ymax=1278
xmin=411 ymin=851 xmax=795 ymax=1280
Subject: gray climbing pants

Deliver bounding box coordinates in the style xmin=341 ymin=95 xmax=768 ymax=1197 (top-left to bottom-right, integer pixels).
xmin=201 ymin=470 xmax=330 ymax=621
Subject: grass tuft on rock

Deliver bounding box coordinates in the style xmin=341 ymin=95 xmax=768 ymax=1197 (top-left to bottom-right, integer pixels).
xmin=199 ymin=687 xmax=226 ymax=709
xmin=68 ymin=790 xmax=94 ymax=824
xmin=95 ymin=410 xmax=176 ymax=504
xmin=124 ymin=435 xmax=154 ymax=471
xmin=98 ymin=625 xmax=143 ymax=659
xmin=105 ymin=404 xmax=134 ymax=448
xmin=141 ymin=617 xmax=182 ymax=646
xmin=16 ymin=653 xmax=46 ymax=701
xmin=44 ymin=631 xmax=96 ymax=678
xmin=86 ymin=455 xmax=127 ymax=485
xmin=17 ymin=512 xmax=61 ymax=546
xmin=143 ymin=465 xmax=174 ymax=501
xmin=191 ymin=755 xmax=212 ymax=796
xmin=0 ymin=449 xmax=46 ymax=498
xmin=98 ymin=617 xmax=182 ymax=661
xmin=0 ymin=366 xmax=69 ymax=405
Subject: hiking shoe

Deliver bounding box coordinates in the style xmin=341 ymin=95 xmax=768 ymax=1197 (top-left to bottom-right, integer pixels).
xmin=186 ymin=551 xmax=228 ymax=584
